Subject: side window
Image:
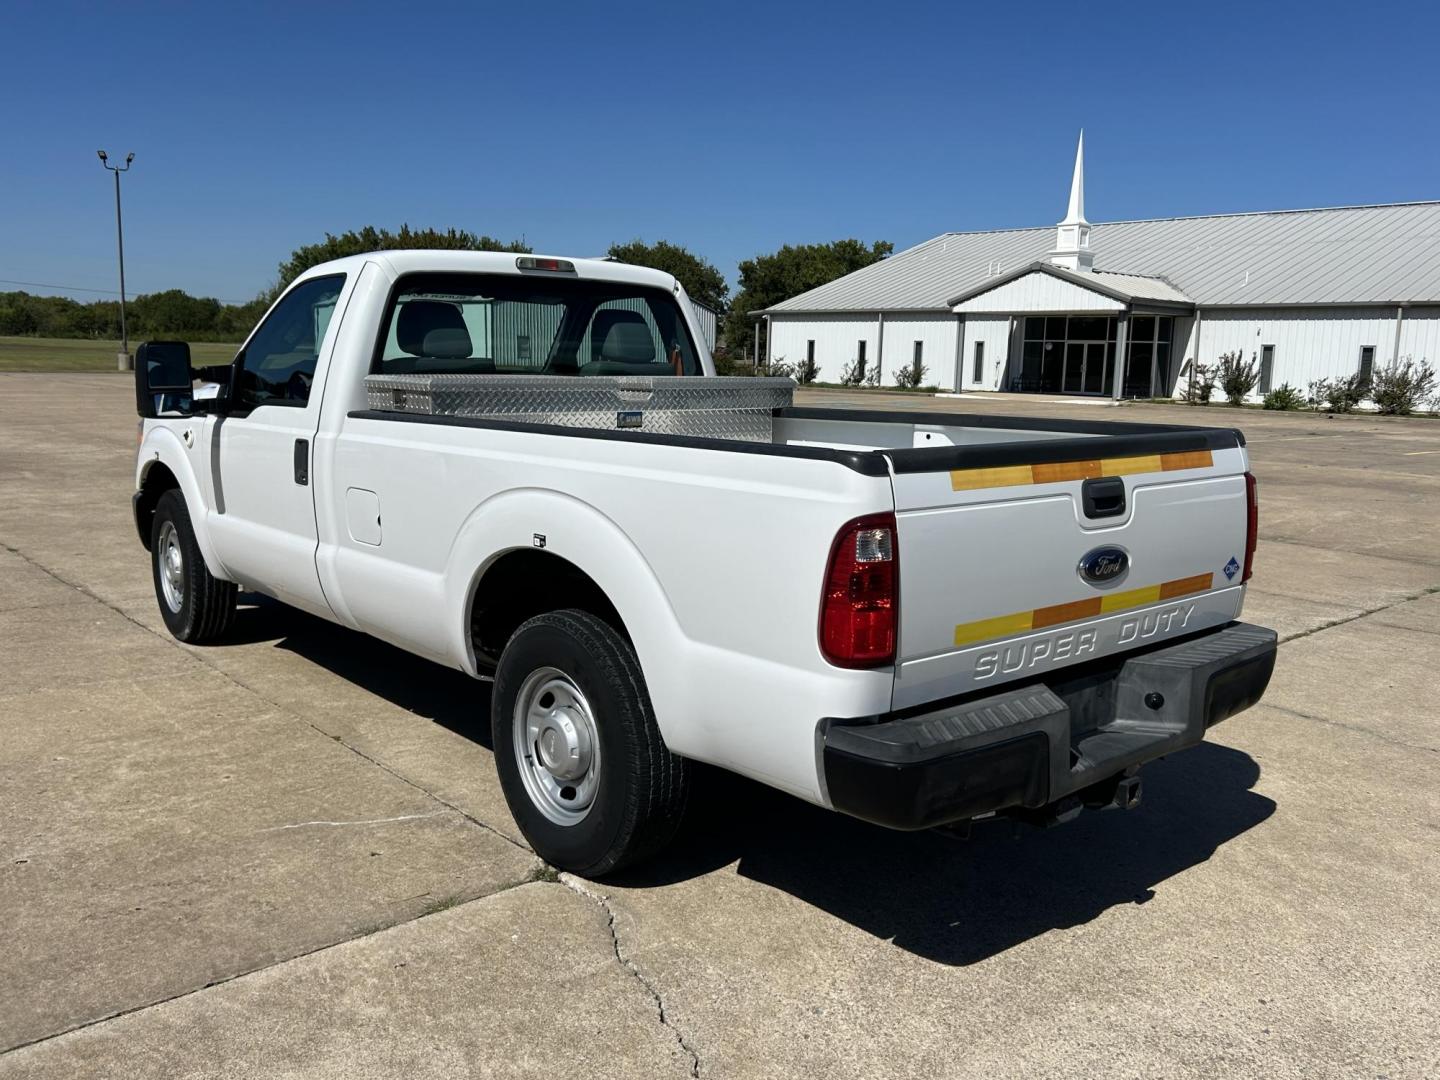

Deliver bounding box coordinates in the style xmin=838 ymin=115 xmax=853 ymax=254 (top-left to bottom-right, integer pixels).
xmin=233 ymin=274 xmax=346 ymax=412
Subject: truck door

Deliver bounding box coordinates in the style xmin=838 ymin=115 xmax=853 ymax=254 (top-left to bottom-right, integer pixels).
xmin=207 ymin=273 xmax=350 ymax=618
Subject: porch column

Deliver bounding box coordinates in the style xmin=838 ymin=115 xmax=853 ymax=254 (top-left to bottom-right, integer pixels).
xmin=1111 ymin=312 xmax=1129 ymax=399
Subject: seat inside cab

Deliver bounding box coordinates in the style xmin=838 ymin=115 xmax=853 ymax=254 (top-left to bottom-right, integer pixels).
xmin=381 ymin=300 xmax=496 ymax=375
xmin=578 ymin=310 xmax=677 ymax=377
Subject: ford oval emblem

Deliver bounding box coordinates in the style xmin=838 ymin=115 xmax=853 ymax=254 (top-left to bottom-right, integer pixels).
xmin=1078 ymin=546 xmax=1129 ymax=587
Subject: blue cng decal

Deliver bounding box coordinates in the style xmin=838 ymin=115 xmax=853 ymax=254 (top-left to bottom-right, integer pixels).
xmin=1223 ymin=556 xmax=1241 ymax=581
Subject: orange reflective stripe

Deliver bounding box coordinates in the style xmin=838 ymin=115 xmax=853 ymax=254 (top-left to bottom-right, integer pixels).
xmin=1031 ymin=459 xmax=1104 ymax=484
xmin=949 ymin=449 xmax=1215 ymax=492
xmin=1031 ymin=597 xmax=1102 ymax=629
xmin=1158 ymin=572 xmax=1214 ymax=599
xmin=1161 ymin=450 xmax=1214 ymax=472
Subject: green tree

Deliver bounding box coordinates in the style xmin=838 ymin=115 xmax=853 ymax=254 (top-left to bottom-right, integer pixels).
xmin=129 ymin=289 xmax=223 ymax=337
xmin=273 ymin=224 xmax=531 ymax=294
xmin=605 ymin=239 xmax=729 ymax=312
xmin=723 ymin=239 xmax=892 ymax=357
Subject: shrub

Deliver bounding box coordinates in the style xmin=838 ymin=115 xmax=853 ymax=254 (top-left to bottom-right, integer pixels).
xmin=863 ymin=363 xmax=881 ymax=388
xmin=893 ymin=355 xmax=928 ymax=389
xmin=1307 ymin=374 xmax=1368 ymax=413
xmin=795 ymin=353 xmax=819 ymax=385
xmin=765 ymin=357 xmax=796 ymax=381
xmin=838 ymin=357 xmax=868 ymax=387
xmin=1216 ymin=350 xmax=1259 ymax=405
xmin=1369 ymin=357 xmax=1437 ymax=416
xmin=1261 ymin=383 xmax=1306 ymax=410
xmin=1183 ymin=362 xmax=1217 ymax=405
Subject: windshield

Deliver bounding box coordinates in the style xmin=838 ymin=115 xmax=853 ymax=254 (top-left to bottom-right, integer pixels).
xmin=373 ymin=273 xmax=703 ymax=377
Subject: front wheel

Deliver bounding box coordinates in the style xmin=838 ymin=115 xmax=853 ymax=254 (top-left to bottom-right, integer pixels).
xmin=150 ymin=489 xmax=237 ymax=643
xmin=492 ymin=609 xmax=689 ymax=877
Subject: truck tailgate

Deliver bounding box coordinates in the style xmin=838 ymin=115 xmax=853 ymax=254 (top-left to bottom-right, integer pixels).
xmin=885 ymin=429 xmax=1251 ymax=710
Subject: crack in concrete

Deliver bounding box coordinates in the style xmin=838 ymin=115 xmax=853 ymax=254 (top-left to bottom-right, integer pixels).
xmin=560 ymin=874 xmax=702 ymax=1078
xmin=1276 ymin=585 xmax=1440 ymax=643
xmin=262 ymin=811 xmax=450 ymax=831
xmin=1260 ymin=700 xmax=1438 ymax=756
xmin=299 ymin=721 xmax=532 ymax=855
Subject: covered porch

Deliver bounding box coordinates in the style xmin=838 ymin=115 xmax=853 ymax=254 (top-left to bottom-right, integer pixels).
xmin=950 ymin=262 xmax=1195 ymax=398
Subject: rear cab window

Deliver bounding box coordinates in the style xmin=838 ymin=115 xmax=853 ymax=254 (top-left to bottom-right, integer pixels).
xmin=372 ymin=273 xmax=702 ymax=378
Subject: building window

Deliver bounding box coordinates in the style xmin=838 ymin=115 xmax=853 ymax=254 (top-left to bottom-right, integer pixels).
xmin=1120 ymin=315 xmax=1174 ymax=398
xmin=806 ymin=340 xmax=815 ymax=365
xmin=1259 ymin=345 xmax=1274 ymax=394
xmin=855 ymin=339 xmax=867 ymax=379
xmin=973 ymin=341 xmax=985 ymax=384
xmin=913 ymin=341 xmax=923 ymax=367
xmin=1359 ymin=345 xmax=1376 ymax=382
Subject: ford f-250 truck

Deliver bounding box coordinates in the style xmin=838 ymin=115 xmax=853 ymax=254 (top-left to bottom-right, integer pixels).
xmin=132 ymin=251 xmax=1276 ymax=875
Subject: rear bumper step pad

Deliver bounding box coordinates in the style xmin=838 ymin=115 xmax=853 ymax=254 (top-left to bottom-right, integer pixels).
xmin=822 ymin=622 xmax=1277 ymax=830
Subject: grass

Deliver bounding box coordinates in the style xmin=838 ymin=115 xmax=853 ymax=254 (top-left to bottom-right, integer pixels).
xmin=418 ymin=893 xmax=468 ymax=917
xmin=0 ymin=336 xmax=239 ymax=373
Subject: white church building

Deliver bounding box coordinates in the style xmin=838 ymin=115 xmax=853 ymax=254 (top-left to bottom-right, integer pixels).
xmin=759 ymin=135 xmax=1440 ymax=399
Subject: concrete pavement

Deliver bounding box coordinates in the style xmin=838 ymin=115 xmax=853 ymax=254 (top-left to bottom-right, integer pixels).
xmin=1 ymin=374 xmax=1436 ymax=1078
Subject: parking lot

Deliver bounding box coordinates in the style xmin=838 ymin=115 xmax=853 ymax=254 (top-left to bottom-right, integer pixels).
xmin=2 ymin=372 xmax=1437 ymax=1078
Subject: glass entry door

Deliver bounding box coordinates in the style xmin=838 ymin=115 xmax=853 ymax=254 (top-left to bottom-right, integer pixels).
xmin=1063 ymin=341 xmax=1107 ymax=395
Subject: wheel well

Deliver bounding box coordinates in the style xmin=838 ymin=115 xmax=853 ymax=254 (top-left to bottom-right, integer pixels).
xmin=135 ymin=463 xmax=180 ymax=550
xmin=470 ymin=549 xmax=627 ymax=671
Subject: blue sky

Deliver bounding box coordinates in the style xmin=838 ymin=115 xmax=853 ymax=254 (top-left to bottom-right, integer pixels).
xmin=4 ymin=0 xmax=1438 ymax=304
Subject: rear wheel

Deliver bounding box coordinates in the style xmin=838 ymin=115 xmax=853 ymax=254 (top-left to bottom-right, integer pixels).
xmin=492 ymin=609 xmax=689 ymax=877
xmin=150 ymin=489 xmax=236 ymax=643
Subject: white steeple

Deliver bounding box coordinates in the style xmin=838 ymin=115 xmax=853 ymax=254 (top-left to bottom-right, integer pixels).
xmin=1050 ymin=130 xmax=1095 ymax=271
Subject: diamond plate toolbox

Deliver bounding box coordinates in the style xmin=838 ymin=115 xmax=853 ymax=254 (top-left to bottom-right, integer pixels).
xmin=364 ymin=374 xmax=795 ymax=443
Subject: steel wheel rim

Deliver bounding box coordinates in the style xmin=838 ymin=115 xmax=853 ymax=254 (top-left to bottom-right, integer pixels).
xmin=157 ymin=521 xmax=185 ymax=614
xmin=513 ymin=666 xmax=600 ymax=826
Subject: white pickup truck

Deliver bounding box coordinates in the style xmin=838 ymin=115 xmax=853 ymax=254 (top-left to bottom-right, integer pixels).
xmin=133 ymin=251 xmax=1276 ymax=875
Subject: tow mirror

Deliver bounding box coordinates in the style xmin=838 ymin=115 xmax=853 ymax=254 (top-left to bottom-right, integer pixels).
xmin=134 ymin=341 xmax=193 ymax=418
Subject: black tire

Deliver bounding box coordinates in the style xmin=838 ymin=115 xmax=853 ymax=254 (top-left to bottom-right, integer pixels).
xmin=493 ymin=609 xmax=689 ymax=877
xmin=150 ymin=489 xmax=237 ymax=643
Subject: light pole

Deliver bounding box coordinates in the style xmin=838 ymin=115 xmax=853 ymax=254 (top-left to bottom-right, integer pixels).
xmin=97 ymin=150 xmax=134 ymax=371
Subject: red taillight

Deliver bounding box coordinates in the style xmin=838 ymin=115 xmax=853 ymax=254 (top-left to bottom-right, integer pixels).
xmin=820 ymin=512 xmax=898 ymax=668
xmin=1243 ymin=471 xmax=1258 ymax=583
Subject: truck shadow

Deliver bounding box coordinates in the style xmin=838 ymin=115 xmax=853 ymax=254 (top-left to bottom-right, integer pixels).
xmin=230 ymin=595 xmax=495 ymax=749
xmin=233 ymin=597 xmax=1275 ymax=967
xmin=622 ymin=743 xmax=1274 ymax=966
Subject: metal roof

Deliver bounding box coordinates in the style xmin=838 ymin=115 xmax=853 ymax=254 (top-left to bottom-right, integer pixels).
xmin=949 ymin=263 xmax=1193 ymax=307
xmin=763 ymin=201 xmax=1440 ymax=313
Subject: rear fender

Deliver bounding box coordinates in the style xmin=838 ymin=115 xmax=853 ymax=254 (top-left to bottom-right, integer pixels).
xmin=442 ymin=489 xmax=695 ymax=748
